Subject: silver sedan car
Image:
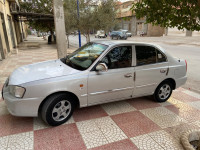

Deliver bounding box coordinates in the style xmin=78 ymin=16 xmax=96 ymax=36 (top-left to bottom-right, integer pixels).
xmin=2 ymin=41 xmax=187 ymax=126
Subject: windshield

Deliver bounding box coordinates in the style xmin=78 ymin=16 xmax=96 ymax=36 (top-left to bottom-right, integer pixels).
xmin=64 ymin=42 xmax=108 ymax=71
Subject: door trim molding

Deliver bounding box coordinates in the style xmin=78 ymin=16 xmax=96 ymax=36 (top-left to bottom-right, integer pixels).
xmin=89 ymin=87 xmax=134 ymax=96
xmin=136 ymin=83 xmax=157 ymax=88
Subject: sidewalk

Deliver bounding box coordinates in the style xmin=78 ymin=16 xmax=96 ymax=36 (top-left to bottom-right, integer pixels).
xmin=127 ymin=35 xmax=200 ymax=47
xmin=0 ymin=35 xmax=200 ymax=150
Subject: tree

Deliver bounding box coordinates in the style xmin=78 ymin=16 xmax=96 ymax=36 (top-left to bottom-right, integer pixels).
xmin=96 ymin=0 xmax=118 ymax=33
xmin=78 ymin=0 xmax=98 ymax=43
xmin=20 ymin=0 xmax=54 ymax=37
xmin=63 ymin=1 xmax=78 ymax=48
xmin=63 ymin=0 xmax=118 ymax=43
xmin=131 ymin=0 xmax=200 ymax=31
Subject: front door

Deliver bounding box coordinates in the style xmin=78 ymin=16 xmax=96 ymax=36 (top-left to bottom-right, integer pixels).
xmin=134 ymin=45 xmax=169 ymax=96
xmin=88 ymin=45 xmax=134 ymax=105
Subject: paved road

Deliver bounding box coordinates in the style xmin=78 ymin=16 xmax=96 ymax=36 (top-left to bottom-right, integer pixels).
xmin=157 ymin=44 xmax=200 ymax=93
xmin=68 ymin=35 xmax=200 ymax=93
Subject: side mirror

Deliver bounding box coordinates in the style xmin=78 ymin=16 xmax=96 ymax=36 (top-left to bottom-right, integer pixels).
xmin=96 ymin=63 xmax=108 ymax=72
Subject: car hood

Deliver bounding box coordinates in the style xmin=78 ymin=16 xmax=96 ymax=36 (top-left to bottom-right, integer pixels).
xmin=9 ymin=59 xmax=80 ymax=85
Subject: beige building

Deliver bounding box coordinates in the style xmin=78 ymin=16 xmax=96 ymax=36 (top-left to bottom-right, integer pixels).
xmin=116 ymin=1 xmax=164 ymax=36
xmin=0 ymin=0 xmax=27 ymax=61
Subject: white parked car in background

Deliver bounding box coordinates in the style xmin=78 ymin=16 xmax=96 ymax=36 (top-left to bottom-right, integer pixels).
xmin=2 ymin=41 xmax=187 ymax=126
xmin=95 ymin=30 xmax=106 ymax=38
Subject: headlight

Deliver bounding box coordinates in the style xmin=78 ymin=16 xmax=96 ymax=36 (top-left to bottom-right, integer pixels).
xmin=9 ymin=85 xmax=26 ymax=98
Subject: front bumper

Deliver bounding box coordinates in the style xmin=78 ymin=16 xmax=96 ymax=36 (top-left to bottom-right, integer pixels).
xmin=2 ymin=84 xmax=42 ymax=117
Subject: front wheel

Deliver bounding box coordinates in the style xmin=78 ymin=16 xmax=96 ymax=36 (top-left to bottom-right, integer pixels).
xmin=41 ymin=93 xmax=75 ymax=126
xmin=154 ymin=81 xmax=173 ymax=102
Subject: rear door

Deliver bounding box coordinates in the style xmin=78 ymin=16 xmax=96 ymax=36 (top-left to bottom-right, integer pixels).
xmin=133 ymin=45 xmax=169 ymax=96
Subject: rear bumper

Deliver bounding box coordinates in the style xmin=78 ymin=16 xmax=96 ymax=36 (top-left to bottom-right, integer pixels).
xmin=2 ymin=85 xmax=42 ymax=117
xmin=175 ymin=76 xmax=187 ymax=88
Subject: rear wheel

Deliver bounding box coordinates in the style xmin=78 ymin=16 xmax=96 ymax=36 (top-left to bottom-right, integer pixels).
xmin=41 ymin=93 xmax=75 ymax=126
xmin=154 ymin=81 xmax=173 ymax=102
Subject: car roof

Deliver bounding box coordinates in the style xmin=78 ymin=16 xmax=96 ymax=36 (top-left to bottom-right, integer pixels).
xmin=92 ymin=40 xmax=166 ymax=53
xmin=92 ymin=40 xmax=157 ymax=47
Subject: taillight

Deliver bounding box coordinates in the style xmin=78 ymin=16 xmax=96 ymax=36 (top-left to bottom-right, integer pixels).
xmin=185 ymin=60 xmax=187 ymax=72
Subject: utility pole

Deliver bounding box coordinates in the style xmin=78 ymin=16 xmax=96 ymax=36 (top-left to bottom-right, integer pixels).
xmin=53 ymin=0 xmax=67 ymax=58
xmin=77 ymin=0 xmax=81 ymax=48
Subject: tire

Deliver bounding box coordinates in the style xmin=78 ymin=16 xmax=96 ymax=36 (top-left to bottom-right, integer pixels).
xmin=41 ymin=93 xmax=75 ymax=126
xmin=154 ymin=81 xmax=173 ymax=103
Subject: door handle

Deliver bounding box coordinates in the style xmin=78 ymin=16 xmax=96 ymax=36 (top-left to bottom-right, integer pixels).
xmin=160 ymin=69 xmax=167 ymax=73
xmin=124 ymin=73 xmax=132 ymax=78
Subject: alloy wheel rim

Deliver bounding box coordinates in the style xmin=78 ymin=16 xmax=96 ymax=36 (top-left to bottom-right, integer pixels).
xmin=52 ymin=100 xmax=71 ymax=122
xmin=158 ymin=84 xmax=171 ymax=100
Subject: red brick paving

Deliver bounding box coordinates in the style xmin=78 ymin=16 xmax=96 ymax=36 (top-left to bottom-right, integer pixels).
xmin=91 ymin=139 xmax=138 ymax=150
xmin=165 ymin=103 xmax=199 ymax=113
xmin=34 ymin=123 xmax=86 ymax=150
xmin=165 ymin=104 xmax=200 ymax=122
xmin=127 ymin=97 xmax=160 ymax=110
xmin=111 ymin=111 xmax=161 ymax=138
xmin=172 ymin=91 xmax=200 ymax=102
xmin=73 ymin=105 xmax=108 ymax=122
xmin=0 ymin=114 xmax=33 ymax=137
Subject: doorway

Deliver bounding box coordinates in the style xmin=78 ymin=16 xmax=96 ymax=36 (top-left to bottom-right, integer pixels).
xmin=0 ymin=32 xmax=5 ymax=60
xmin=8 ymin=15 xmax=16 ymax=48
xmin=1 ymin=13 xmax=10 ymax=53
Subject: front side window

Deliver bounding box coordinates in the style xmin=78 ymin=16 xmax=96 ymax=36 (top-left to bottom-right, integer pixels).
xmin=136 ymin=46 xmax=166 ymax=66
xmin=65 ymin=42 xmax=108 ymax=70
xmin=101 ymin=46 xmax=132 ymax=69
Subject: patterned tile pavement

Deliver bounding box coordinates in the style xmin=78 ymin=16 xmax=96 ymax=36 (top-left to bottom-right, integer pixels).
xmin=0 ymin=36 xmax=200 ymax=149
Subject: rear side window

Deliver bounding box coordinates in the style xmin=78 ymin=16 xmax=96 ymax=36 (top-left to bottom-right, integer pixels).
xmin=157 ymin=50 xmax=167 ymax=62
xmin=135 ymin=46 xmax=166 ymax=66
